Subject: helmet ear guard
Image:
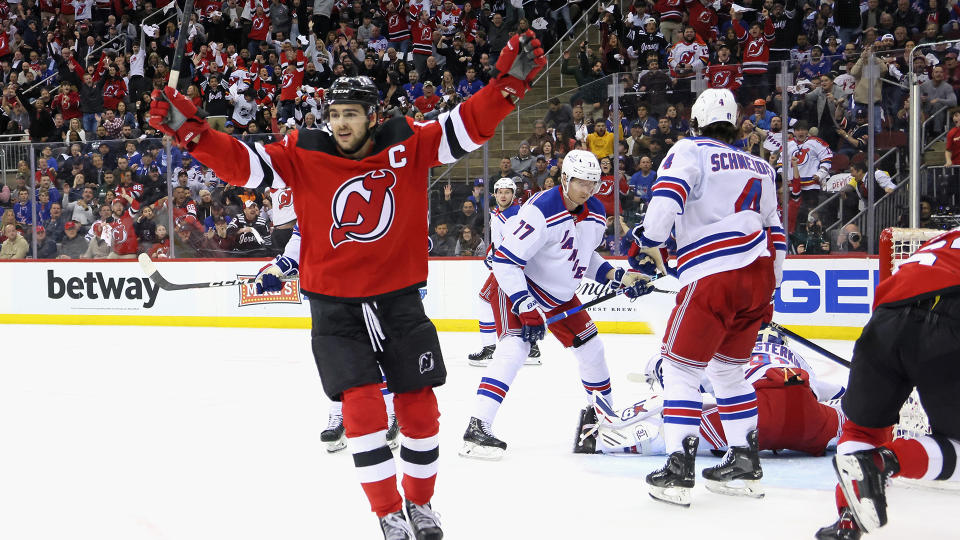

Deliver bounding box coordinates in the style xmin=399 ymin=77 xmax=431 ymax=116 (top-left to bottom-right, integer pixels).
xmin=322 ymin=76 xmax=382 ymax=142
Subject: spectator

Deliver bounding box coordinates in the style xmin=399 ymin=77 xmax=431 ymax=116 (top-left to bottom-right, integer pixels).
xmin=629 ymin=155 xmax=657 ymax=205
xmin=107 ymin=196 xmax=140 ymax=259
xmin=749 ymin=99 xmax=776 ymax=130
xmin=571 ymin=103 xmax=592 ymax=146
xmin=543 ymin=97 xmax=573 ymax=143
xmin=0 ymin=224 xmax=28 ymax=259
xmin=920 ymin=65 xmax=958 ymax=135
xmin=850 ymin=43 xmax=887 ymax=131
xmin=58 ymin=221 xmax=89 ymax=259
xmin=174 ymin=223 xmax=205 ymax=258
xmin=944 ymin=110 xmax=960 ymax=166
xmin=541 ymin=141 xmax=558 ymax=167
xmin=429 ymin=222 xmax=456 ymax=256
xmin=491 ymin=157 xmax=518 ymax=184
xmin=13 ymin=188 xmax=33 ymax=226
xmin=203 ymin=203 xmax=233 ymax=231
xmin=561 ymin=43 xmax=606 ymax=115
xmin=651 ymin=117 xmax=680 ymax=149
xmin=44 ymin=203 xmax=67 ymax=243
xmin=32 ymin=225 xmax=57 ymax=259
xmin=456 ymin=66 xmax=484 ymax=99
xmin=836 ymin=223 xmax=868 ymax=253
xmin=451 ymin=200 xmax=483 ymax=233
xmin=204 ymin=216 xmax=236 ymax=256
xmin=148 ymin=225 xmax=172 ymax=259
xmin=836 ymin=108 xmax=870 ymax=157
xmin=531 ymin=155 xmax=551 ymax=187
xmin=586 ymin=121 xmax=614 ymax=160
xmin=454 ymin=224 xmax=486 ymax=257
xmin=526 ymin=119 xmax=555 ymax=155
xmin=229 ymin=200 xmax=272 ymax=257
xmin=79 ymin=73 xmax=105 ymax=134
xmin=135 ymin=205 xmax=159 ymax=252
xmin=805 ymin=74 xmax=846 ymax=146
xmin=841 ymin=160 xmax=897 ymax=212
xmin=596 ymin=156 xmax=630 ymax=216
xmin=414 ymin=81 xmax=441 ymax=114
xmin=82 ymin=223 xmax=112 ymax=259
xmin=510 ymin=141 xmax=536 ymax=175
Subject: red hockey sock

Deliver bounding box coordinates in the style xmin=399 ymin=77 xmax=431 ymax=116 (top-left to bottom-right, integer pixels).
xmin=394 ymin=387 xmax=440 ymax=506
xmin=884 ymin=438 xmax=929 ymax=479
xmin=343 ymin=384 xmax=401 ymax=517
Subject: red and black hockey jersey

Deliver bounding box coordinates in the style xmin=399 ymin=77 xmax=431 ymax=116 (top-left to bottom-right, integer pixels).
xmin=734 ymin=17 xmax=776 ymax=74
xmin=410 ymin=18 xmax=435 ymax=56
xmin=382 ymin=1 xmax=411 ymax=41
xmin=190 ymin=82 xmax=516 ymax=301
xmin=706 ymin=62 xmax=743 ymax=91
xmin=875 ymin=229 xmax=960 ymax=308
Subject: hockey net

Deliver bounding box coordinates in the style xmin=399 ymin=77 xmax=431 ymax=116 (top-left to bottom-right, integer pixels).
xmin=880 ymin=227 xmax=960 ymax=490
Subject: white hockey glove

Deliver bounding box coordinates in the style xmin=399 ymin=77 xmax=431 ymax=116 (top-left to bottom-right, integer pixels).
xmin=255 ymin=254 xmax=298 ymax=294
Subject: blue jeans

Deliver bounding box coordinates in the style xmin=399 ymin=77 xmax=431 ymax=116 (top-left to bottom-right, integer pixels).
xmin=82 ymin=113 xmax=99 ymax=133
xmin=389 ymin=39 xmax=410 ymax=58
xmin=854 ymin=103 xmax=883 ymax=133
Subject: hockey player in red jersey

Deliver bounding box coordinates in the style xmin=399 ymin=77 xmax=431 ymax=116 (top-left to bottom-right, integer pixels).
xmin=816 ymin=228 xmax=960 ymax=540
xmin=149 ymin=30 xmax=546 ymax=540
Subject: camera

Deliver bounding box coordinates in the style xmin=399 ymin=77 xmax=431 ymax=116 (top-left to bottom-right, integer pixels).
xmin=849 ymin=232 xmax=861 ymax=243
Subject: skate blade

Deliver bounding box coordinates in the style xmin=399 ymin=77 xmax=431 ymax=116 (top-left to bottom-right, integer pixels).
xmin=324 ymin=437 xmax=347 ymax=453
xmin=703 ymin=478 xmax=765 ymax=498
xmin=647 ymin=485 xmax=691 ymax=507
xmin=468 ymin=358 xmax=492 ymax=367
xmin=833 ymin=455 xmax=882 ymax=532
xmin=458 ymin=441 xmax=504 ymax=461
xmin=523 ymin=357 xmax=542 ymax=366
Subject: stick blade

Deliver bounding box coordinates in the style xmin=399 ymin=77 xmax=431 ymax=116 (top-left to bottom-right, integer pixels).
xmin=138 ymin=253 xmax=180 ymax=291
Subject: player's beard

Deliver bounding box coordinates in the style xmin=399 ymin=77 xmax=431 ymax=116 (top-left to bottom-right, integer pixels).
xmin=336 ymin=125 xmax=374 ymax=156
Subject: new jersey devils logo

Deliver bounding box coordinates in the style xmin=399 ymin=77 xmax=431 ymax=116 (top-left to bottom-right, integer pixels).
xmin=679 ymin=51 xmax=695 ymax=65
xmin=276 ymin=189 xmax=293 ymax=210
xmin=746 ymin=41 xmax=763 ymax=58
xmin=795 ymin=147 xmax=811 ymax=165
xmin=330 ymin=169 xmax=397 ymax=247
xmin=712 ymin=71 xmax=730 ymax=87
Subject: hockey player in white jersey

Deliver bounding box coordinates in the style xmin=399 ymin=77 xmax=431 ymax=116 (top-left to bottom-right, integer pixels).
xmin=254 ymin=225 xmax=399 ymax=453
xmin=631 ymin=88 xmax=787 ymax=506
xmin=459 ymin=150 xmax=654 ymax=460
xmin=776 ymin=120 xmax=833 ymax=208
xmin=468 ymin=177 xmax=541 ymax=366
xmin=582 ymin=328 xmax=845 ymax=457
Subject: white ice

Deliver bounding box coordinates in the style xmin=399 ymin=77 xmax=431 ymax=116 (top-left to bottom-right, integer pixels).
xmin=1 ymin=326 xmax=957 ymax=540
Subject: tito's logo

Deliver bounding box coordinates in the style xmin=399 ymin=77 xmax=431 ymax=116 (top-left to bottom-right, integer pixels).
xmin=330 ymin=169 xmax=397 ymax=247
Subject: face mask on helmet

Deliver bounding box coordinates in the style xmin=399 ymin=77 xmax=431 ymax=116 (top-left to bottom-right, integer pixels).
xmin=756 ymin=327 xmax=785 ymax=346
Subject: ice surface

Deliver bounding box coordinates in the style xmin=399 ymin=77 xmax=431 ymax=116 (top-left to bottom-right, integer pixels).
xmin=0 ymin=326 xmax=956 ymax=539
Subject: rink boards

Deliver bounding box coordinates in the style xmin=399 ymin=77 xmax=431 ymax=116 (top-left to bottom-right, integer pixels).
xmin=0 ymin=256 xmax=878 ymax=339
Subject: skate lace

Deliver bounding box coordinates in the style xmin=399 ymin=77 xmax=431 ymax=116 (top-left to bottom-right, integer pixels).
xmin=408 ymin=502 xmax=442 ymax=531
xmin=324 ymin=414 xmax=343 ymax=431
xmin=381 ymin=512 xmax=415 ymax=540
xmin=480 ymin=419 xmax=497 ymax=437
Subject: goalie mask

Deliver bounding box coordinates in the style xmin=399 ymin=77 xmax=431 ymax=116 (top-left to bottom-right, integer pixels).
xmin=756 ymin=326 xmax=785 ymax=346
xmin=560 ymin=149 xmax=602 ymax=195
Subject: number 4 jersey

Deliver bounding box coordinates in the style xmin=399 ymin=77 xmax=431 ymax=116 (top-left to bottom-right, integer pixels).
xmin=636 ymin=136 xmax=786 ymax=288
xmin=875 ymin=228 xmax=960 ymax=308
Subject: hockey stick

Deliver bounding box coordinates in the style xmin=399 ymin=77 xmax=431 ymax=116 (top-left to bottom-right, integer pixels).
xmin=545 ymin=281 xmax=677 ymax=325
xmin=138 ymin=253 xmax=293 ymax=291
xmin=768 ymin=322 xmax=852 ymax=368
xmin=167 ymin=0 xmax=196 ymax=90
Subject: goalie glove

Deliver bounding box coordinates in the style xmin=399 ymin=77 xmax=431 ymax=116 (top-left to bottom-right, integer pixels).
xmin=255 ymin=254 xmax=299 ymax=294
xmin=492 ymin=29 xmax=547 ymax=101
xmin=512 ymin=294 xmax=546 ymax=344
xmin=608 ymin=268 xmax=654 ymax=299
xmin=148 ymin=87 xmax=210 ymax=150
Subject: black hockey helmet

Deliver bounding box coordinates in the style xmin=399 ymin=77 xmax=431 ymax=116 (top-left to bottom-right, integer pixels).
xmin=323 ymin=76 xmax=380 ymax=120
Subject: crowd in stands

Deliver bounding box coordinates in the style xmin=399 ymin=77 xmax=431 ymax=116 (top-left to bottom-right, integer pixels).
xmin=0 ymin=0 xmax=958 ymax=260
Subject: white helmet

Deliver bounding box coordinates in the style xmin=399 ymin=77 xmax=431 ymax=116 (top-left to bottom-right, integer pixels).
xmin=493 ymin=177 xmax=517 ymax=192
xmin=690 ymin=88 xmax=738 ymax=134
xmin=561 ymin=149 xmax=602 ymax=194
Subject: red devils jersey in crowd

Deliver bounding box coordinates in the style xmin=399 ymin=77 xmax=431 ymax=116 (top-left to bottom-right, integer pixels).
xmin=279 ymin=51 xmax=306 ymax=102
xmin=410 ymin=19 xmax=435 ymax=56
xmin=687 ymin=0 xmax=719 ymax=41
xmin=190 ymin=83 xmax=516 ymax=301
xmin=110 ymin=201 xmax=141 ymax=256
xmin=382 ymin=1 xmax=411 ymax=41
xmin=102 ymin=79 xmax=127 ymax=110
xmin=253 ymin=76 xmax=276 ymax=106
xmin=707 ymin=62 xmax=743 ymax=91
xmin=249 ymin=14 xmax=271 ymax=40
xmin=654 ymin=0 xmax=685 ymax=21
xmin=735 ymin=17 xmax=775 ymax=74
xmin=875 ymin=229 xmax=960 ymax=308
xmin=595 ymin=173 xmax=630 ymax=216
xmin=0 ymin=31 xmax=9 ymax=58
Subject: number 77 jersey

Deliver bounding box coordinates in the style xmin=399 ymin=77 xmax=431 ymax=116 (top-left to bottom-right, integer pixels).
xmin=636 ymin=136 xmax=785 ymax=288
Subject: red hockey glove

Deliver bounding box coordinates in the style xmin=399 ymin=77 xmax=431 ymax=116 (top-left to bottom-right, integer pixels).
xmin=148 ymin=87 xmax=209 ymax=149
xmin=512 ymin=295 xmax=546 ymax=343
xmin=492 ymin=30 xmax=547 ymax=101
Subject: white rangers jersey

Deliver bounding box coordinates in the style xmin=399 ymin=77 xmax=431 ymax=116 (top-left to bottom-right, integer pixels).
xmin=777 ymin=136 xmax=833 ymax=191
xmin=492 ymin=187 xmax=612 ymax=311
xmin=490 ymin=204 xmax=520 ymax=249
xmin=636 ymin=137 xmax=786 ymax=288
xmin=268 ymin=187 xmax=297 ymax=226
xmin=667 ymin=40 xmax=709 ymax=78
xmin=762 ymin=130 xmax=785 ymax=155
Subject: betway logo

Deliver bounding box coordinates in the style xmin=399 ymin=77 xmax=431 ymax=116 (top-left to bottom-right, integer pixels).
xmin=47 ymin=270 xmax=160 ymax=308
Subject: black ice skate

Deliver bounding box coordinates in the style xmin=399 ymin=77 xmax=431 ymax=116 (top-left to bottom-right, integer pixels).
xmin=525 ymin=342 xmax=542 ymax=365
xmin=404 ymin=499 xmax=443 ymax=540
xmin=467 ymin=345 xmax=496 ymax=367
xmin=387 ymin=414 xmax=400 ymax=450
xmin=320 ymin=412 xmax=346 ymax=453
xmin=646 ymin=435 xmax=699 ymax=506
xmin=833 ymin=446 xmax=900 ymax=533
xmin=379 ymin=510 xmax=415 ymax=540
xmin=458 ymin=417 xmax=507 ymax=460
xmin=815 ymin=509 xmax=863 ymax=540
xmin=573 ymin=405 xmax=598 ymax=454
xmin=702 ymin=429 xmax=764 ymax=499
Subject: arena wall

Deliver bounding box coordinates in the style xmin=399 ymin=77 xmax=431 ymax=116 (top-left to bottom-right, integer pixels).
xmin=0 ymin=256 xmax=878 ymax=339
